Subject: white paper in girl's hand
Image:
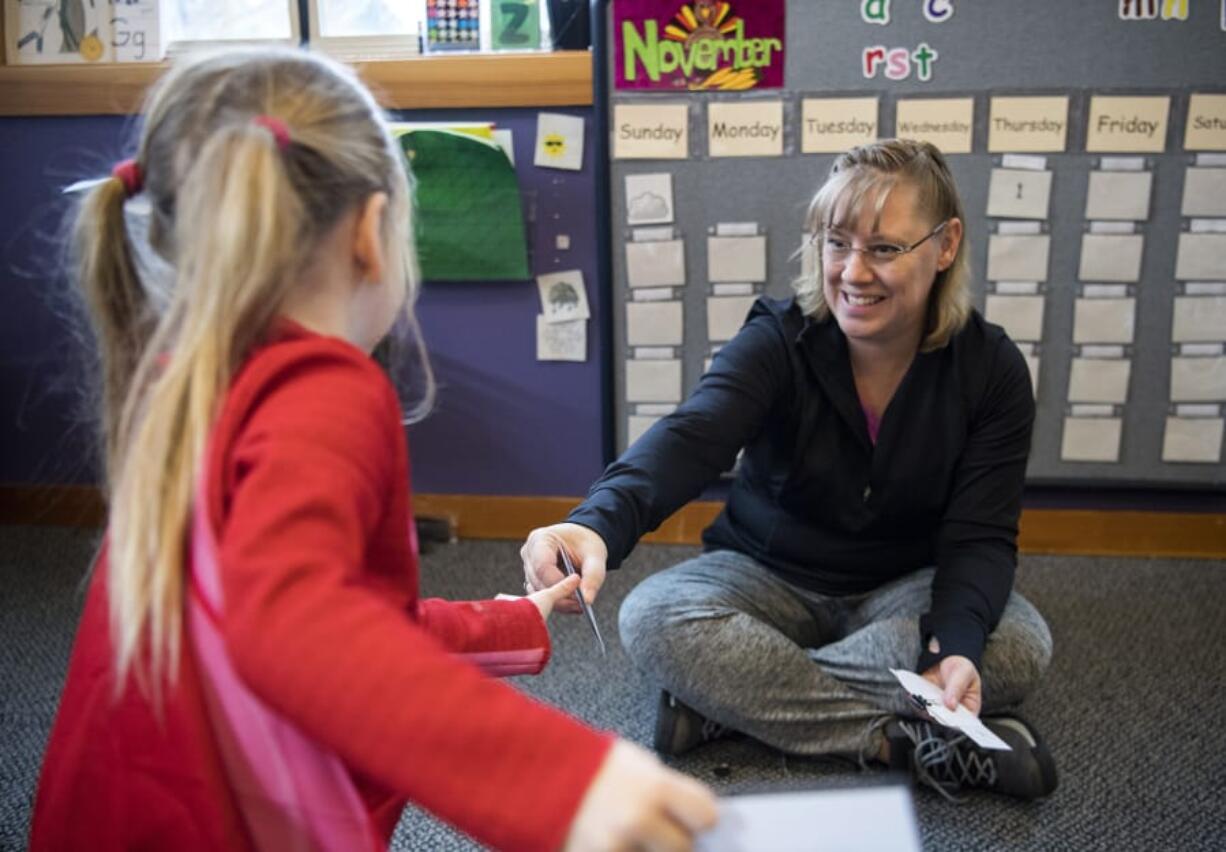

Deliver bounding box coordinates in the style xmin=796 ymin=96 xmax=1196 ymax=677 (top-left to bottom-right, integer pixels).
xmin=890 ymin=669 xmax=1012 ymax=750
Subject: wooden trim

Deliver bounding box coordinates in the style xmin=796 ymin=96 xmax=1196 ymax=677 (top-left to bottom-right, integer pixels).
xmin=4 ymin=485 xmax=1224 ymax=559
xmin=0 ymin=51 xmax=592 ymax=117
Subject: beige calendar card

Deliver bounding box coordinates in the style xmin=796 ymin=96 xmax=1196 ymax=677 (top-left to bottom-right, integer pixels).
xmin=895 ymin=98 xmax=974 ymax=154
xmin=625 ymin=359 xmax=682 ymax=403
xmin=1086 ymin=96 xmax=1169 ymax=153
xmin=1162 ymin=417 xmax=1224 ymax=463
xmin=801 ymin=98 xmax=879 ymax=154
xmin=613 ymin=103 xmax=689 ymax=160
xmin=988 ymin=96 xmax=1069 ymax=153
xmin=1061 ymin=417 xmax=1123 ymax=463
xmin=1184 ymin=94 xmax=1226 ymax=152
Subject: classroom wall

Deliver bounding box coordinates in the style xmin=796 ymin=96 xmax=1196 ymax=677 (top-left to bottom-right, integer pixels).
xmin=0 ymin=107 xmax=608 ymax=497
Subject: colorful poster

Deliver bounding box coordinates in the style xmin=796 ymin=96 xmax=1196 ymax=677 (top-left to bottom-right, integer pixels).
xmin=614 ymin=0 xmax=785 ymax=91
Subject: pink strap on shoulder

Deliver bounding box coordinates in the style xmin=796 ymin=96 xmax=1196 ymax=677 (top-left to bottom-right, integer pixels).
xmin=188 ymin=487 xmax=383 ymax=852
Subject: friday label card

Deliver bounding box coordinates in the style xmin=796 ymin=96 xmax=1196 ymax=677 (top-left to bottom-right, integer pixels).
xmin=1086 ymin=96 xmax=1170 ymax=153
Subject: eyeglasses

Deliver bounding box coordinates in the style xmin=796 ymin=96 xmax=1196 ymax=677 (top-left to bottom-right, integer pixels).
xmin=816 ymin=221 xmax=948 ymax=265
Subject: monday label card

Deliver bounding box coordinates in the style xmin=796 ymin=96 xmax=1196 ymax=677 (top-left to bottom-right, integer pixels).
xmin=707 ymin=100 xmax=783 ymax=157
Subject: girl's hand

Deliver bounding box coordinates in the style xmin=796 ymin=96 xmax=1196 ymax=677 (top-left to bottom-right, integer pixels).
xmin=523 ymin=572 xmax=582 ymax=622
xmin=564 ymin=740 xmax=718 ymax=851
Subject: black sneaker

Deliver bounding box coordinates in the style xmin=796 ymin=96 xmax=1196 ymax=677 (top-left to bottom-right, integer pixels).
xmin=885 ymin=716 xmax=1058 ymax=802
xmin=652 ymin=691 xmax=731 ymax=756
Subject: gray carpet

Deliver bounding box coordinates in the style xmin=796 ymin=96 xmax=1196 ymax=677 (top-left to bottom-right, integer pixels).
xmin=2 ymin=526 xmax=1224 ymax=851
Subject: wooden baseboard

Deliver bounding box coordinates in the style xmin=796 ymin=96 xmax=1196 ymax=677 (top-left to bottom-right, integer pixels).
xmin=3 ymin=485 xmax=1223 ymax=559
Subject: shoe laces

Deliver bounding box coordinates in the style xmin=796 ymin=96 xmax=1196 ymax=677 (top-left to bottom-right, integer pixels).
xmin=897 ymin=719 xmax=997 ymax=803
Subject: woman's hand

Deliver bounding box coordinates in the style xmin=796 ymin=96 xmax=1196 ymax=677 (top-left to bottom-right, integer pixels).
xmin=921 ymin=654 xmax=982 ymax=716
xmin=520 ymin=523 xmax=609 ymax=614
xmin=564 ymin=740 xmax=719 ymax=852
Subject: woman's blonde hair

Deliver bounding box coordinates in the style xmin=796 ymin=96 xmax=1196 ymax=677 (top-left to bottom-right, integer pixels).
xmin=793 ymin=138 xmax=971 ymax=352
xmin=73 ymin=48 xmax=432 ymax=699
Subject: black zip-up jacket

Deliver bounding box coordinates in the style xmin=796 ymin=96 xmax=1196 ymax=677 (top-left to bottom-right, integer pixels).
xmin=569 ymin=297 xmax=1035 ymax=672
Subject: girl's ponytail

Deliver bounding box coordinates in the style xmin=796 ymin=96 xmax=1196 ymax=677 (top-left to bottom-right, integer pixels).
xmin=108 ymin=124 xmax=304 ymax=697
xmin=73 ymin=167 xmax=152 ymax=483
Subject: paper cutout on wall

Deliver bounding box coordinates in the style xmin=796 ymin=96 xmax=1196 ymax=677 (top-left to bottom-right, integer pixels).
xmin=1182 ymin=168 xmax=1226 ymax=217
xmin=1172 ymin=296 xmax=1226 ymax=342
xmin=1068 ymin=358 xmax=1132 ymax=404
xmin=537 ymin=316 xmax=586 ymax=361
xmin=1162 ymin=416 xmax=1224 ymax=463
xmin=708 ymin=235 xmax=767 ymax=283
xmin=987 ymin=96 xmax=1069 ymax=153
xmin=986 ymin=169 xmax=1052 ymax=220
xmin=1079 ymin=234 xmax=1144 ymax=282
xmin=1073 ymin=298 xmax=1136 ymax=344
xmin=706 ymin=295 xmax=757 ymax=342
xmin=1174 ymin=233 xmax=1226 ymax=281
xmin=537 ymin=270 xmax=591 ymax=322
xmin=534 ymin=112 xmax=585 ymax=171
xmin=626 ymin=359 xmax=682 ymax=403
xmin=625 ymin=173 xmax=675 ymax=225
xmin=1170 ymin=356 xmax=1226 ymax=402
xmin=396 ymin=129 xmax=529 ymax=281
xmin=987 ymin=234 xmax=1050 ymax=282
xmin=1061 ymin=416 xmax=1123 ymax=463
xmin=626 ymin=239 xmax=686 ymax=288
xmin=1085 ymin=171 xmax=1153 ymax=221
xmin=985 ymin=295 xmax=1045 ymax=342
xmin=627 ymin=301 xmax=684 ymax=346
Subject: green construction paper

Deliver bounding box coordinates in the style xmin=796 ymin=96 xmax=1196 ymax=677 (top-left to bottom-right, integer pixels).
xmin=398 ymin=130 xmax=530 ymax=281
xmin=492 ymin=0 xmax=541 ymax=50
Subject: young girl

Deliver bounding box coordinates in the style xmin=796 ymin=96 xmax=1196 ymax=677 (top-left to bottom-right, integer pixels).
xmin=31 ymin=49 xmax=716 ymax=851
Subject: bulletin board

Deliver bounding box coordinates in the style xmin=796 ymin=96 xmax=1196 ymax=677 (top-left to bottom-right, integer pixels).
xmin=594 ymin=0 xmax=1226 ymax=487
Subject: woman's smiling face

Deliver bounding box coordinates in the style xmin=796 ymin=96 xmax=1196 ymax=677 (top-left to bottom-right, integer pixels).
xmin=820 ymin=180 xmax=960 ymax=356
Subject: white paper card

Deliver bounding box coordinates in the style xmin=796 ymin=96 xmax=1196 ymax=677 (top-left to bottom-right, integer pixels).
xmin=1068 ymin=358 xmax=1132 ymax=404
xmin=1175 ymin=404 xmax=1222 ymax=417
xmin=1172 ymin=296 xmax=1226 ymax=342
xmin=1181 ymin=168 xmax=1226 ymax=217
xmin=1070 ymin=404 xmax=1116 ymax=418
xmin=697 ymin=786 xmax=922 ymax=852
xmin=1185 ymin=283 xmax=1226 ymax=296
xmin=625 ymin=173 xmax=674 ymax=225
xmin=1175 ymin=234 xmax=1226 ymax=281
xmin=1191 ymin=220 xmax=1226 ymax=234
xmin=1162 ymin=417 xmax=1224 ymax=463
xmin=534 ymin=112 xmax=584 ymax=171
xmin=889 ymin=670 xmax=1011 ymax=751
xmin=986 ymin=169 xmax=1052 ymax=220
xmin=626 ymin=239 xmax=686 ymax=288
xmin=985 ymin=295 xmax=1045 ymax=342
xmin=626 ymin=359 xmax=682 ymax=402
xmin=1081 ymin=345 xmax=1126 ymax=358
xmin=1083 ymin=284 xmax=1129 ymax=299
xmin=1061 ymin=417 xmax=1123 ymax=462
xmin=537 ymin=270 xmax=590 ymax=322
xmin=1024 ymin=352 xmax=1040 ymax=397
xmin=1089 ymin=221 xmax=1136 ymax=235
xmin=707 ymin=296 xmax=757 ymax=342
xmin=636 ymin=403 xmax=676 ymax=415
xmin=1181 ymin=343 xmax=1226 ymax=356
xmin=633 ymin=226 xmax=675 ymax=242
xmin=1074 ymin=298 xmax=1136 ymax=344
xmin=492 ymin=129 xmax=515 ymax=165
xmin=708 ymin=235 xmax=767 ymax=283
xmin=716 ymin=222 xmax=760 ymax=237
xmin=987 ymin=235 xmax=1050 ymax=282
xmin=634 ymin=347 xmax=674 ymax=360
xmin=536 ymin=317 xmax=586 ymax=361
xmin=712 ymin=282 xmax=754 ymax=296
xmin=626 ymin=301 xmax=684 ymax=347
xmin=627 ymin=415 xmax=660 ymax=447
xmin=1085 ymin=170 xmax=1153 ymax=220
xmin=1079 ymin=234 xmax=1144 ymax=282
xmin=997 ymin=221 xmax=1043 ymax=236
xmin=1170 ymin=356 xmax=1226 ymax=402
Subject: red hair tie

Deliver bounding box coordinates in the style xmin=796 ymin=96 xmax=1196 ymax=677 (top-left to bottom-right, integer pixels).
xmin=252 ymin=115 xmax=291 ymax=151
xmin=111 ymin=158 xmax=143 ymax=198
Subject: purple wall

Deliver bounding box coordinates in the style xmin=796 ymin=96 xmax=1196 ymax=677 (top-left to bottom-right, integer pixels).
xmin=0 ymin=108 xmax=607 ymax=496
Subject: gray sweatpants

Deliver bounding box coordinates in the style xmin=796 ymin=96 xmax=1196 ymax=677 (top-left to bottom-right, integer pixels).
xmin=618 ymin=549 xmax=1053 ymax=758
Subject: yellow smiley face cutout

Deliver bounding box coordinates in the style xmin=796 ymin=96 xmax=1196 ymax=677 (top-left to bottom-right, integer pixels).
xmin=542 ymin=133 xmax=566 ymax=157
xmin=79 ymin=34 xmax=105 ymax=62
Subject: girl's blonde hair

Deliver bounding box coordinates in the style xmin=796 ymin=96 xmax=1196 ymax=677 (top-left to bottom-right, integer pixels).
xmin=73 ymin=48 xmax=431 ymax=699
xmin=794 ymin=138 xmax=971 ymax=352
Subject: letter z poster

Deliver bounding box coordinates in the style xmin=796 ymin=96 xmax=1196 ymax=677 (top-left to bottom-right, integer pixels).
xmin=614 ymin=0 xmax=785 ymax=91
